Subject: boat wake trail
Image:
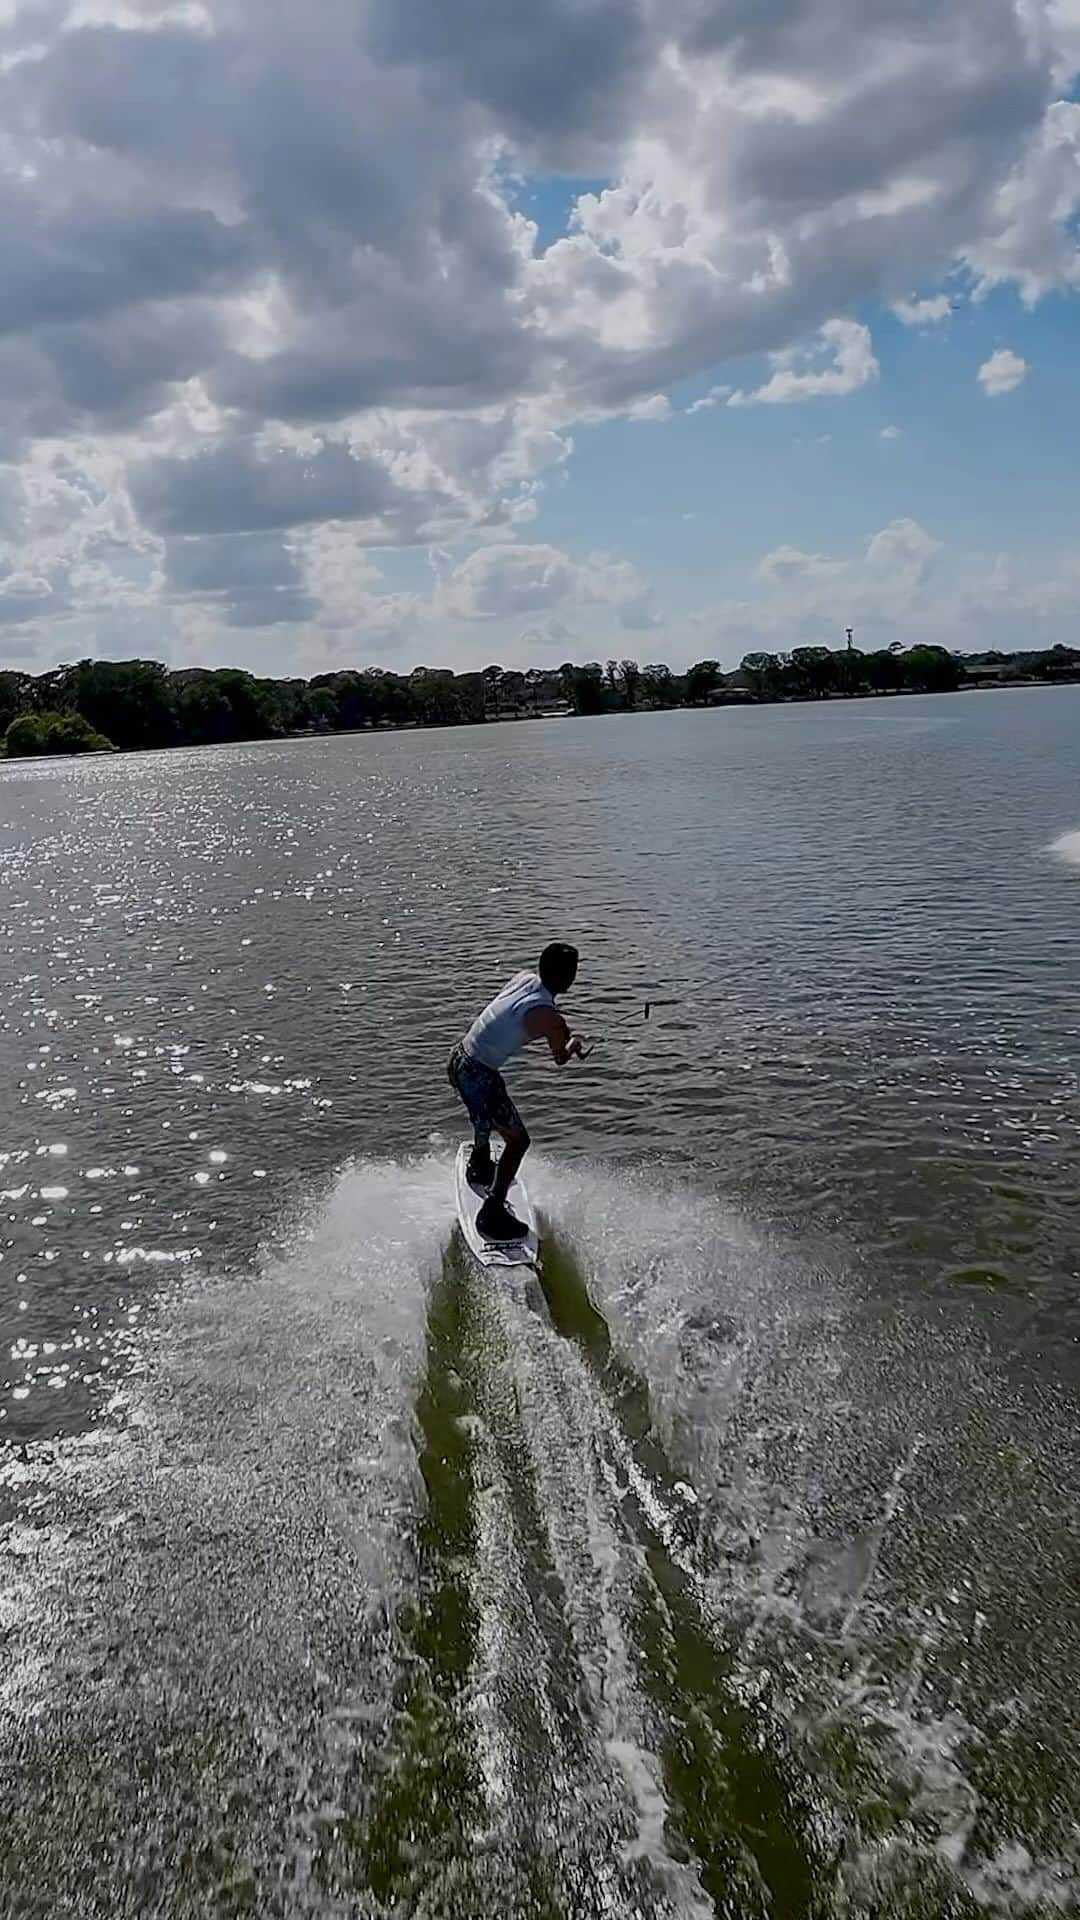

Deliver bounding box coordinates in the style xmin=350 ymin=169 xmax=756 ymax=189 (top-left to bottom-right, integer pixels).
xmin=2 ymin=1154 xmax=1075 ymax=1916
xmin=368 ymin=1223 xmax=844 ymax=1916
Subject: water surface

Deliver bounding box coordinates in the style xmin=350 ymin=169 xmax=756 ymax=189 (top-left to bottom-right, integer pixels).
xmin=2 ymin=690 xmax=1079 ymax=1915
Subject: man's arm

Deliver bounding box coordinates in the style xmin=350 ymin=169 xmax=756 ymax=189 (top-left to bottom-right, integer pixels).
xmin=524 ymin=1004 xmax=590 ymax=1064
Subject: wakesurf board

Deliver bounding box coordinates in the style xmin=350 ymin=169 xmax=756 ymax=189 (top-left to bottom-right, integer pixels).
xmin=454 ymin=1144 xmax=539 ymax=1270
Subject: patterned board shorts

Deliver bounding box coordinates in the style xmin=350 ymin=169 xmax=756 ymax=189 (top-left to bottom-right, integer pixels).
xmin=447 ymin=1042 xmax=525 ymax=1141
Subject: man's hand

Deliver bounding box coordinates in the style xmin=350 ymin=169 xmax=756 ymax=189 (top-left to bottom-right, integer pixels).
xmin=552 ymin=1029 xmax=590 ymax=1065
xmin=524 ymin=1004 xmax=590 ymax=1064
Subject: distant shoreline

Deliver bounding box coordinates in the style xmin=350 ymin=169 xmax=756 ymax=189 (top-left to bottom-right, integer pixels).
xmin=2 ymin=646 xmax=1078 ymax=761
xmin=3 ymin=671 xmax=1078 ymax=765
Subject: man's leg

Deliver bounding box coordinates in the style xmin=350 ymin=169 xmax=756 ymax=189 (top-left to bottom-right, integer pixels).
xmin=477 ymin=1081 xmax=531 ymax=1237
xmin=466 ymin=1123 xmax=495 ymax=1186
xmin=450 ymin=1048 xmax=496 ymax=1186
xmin=488 ymin=1119 xmax=530 ymax=1207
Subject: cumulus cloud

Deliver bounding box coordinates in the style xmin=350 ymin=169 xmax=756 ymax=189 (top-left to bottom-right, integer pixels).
xmin=0 ymin=0 xmax=1072 ymax=664
xmin=865 ymin=516 xmax=943 ymax=591
xmin=438 ymin=542 xmax=659 ymax=630
xmin=163 ymin=532 xmax=315 ymax=629
xmin=683 ymin=527 xmax=1080 ymax=667
xmin=515 ymin=618 xmax=579 ymax=652
xmin=977 ymin=347 xmax=1029 ymax=394
xmin=893 ymin=295 xmax=953 ymax=325
xmin=626 ymin=393 xmax=672 ymax=422
xmin=687 ymin=385 xmax=732 ymax=415
xmin=133 ymin=439 xmax=405 ymax=540
xmin=880 ymin=424 xmax=904 ymax=440
xmin=688 ymin=517 xmax=950 ymax=660
xmin=756 ymin=545 xmax=849 ymax=587
xmin=728 ymin=321 xmax=879 ymax=407
xmin=964 ymin=101 xmax=1080 ymax=298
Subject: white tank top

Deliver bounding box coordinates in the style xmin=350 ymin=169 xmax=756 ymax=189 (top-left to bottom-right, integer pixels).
xmin=463 ymin=971 xmax=555 ymax=1070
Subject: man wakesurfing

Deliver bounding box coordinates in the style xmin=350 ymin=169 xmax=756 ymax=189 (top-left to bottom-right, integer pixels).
xmin=448 ymin=942 xmax=588 ymax=1241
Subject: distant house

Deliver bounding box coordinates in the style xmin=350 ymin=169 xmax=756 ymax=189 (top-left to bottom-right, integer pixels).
xmin=962 ymin=655 xmax=1014 ymax=684
xmin=705 ymin=681 xmax=754 ymax=704
xmin=705 ymin=670 xmax=755 ymax=703
xmin=961 ymin=645 xmax=1080 ymax=686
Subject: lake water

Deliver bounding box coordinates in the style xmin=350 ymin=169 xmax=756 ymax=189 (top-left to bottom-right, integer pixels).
xmin=2 ymin=689 xmax=1079 ymax=1917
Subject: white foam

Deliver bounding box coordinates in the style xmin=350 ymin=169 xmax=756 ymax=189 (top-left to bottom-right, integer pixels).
xmin=956 ymin=1839 xmax=1077 ymax=1913
xmin=1048 ymin=828 xmax=1080 ymax=867
xmin=6 ymin=1150 xmax=1076 ymax=1913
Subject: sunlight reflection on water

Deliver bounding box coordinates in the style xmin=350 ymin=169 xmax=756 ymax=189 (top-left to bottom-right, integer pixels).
xmin=2 ymin=692 xmax=1080 ymax=1913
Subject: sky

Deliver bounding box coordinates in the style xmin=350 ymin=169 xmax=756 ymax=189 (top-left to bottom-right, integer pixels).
xmin=0 ymin=0 xmax=1079 ymax=678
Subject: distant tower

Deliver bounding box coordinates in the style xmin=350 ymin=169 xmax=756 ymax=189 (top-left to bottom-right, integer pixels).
xmin=845 ymin=627 xmax=854 ymax=652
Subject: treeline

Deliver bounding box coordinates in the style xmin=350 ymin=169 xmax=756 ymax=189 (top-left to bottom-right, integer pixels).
xmin=0 ymin=659 xmax=498 ymax=754
xmin=735 ymin=641 xmax=1080 ymax=701
xmin=563 ymin=645 xmax=967 ymax=709
xmin=1 ymin=642 xmax=1077 ymax=757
